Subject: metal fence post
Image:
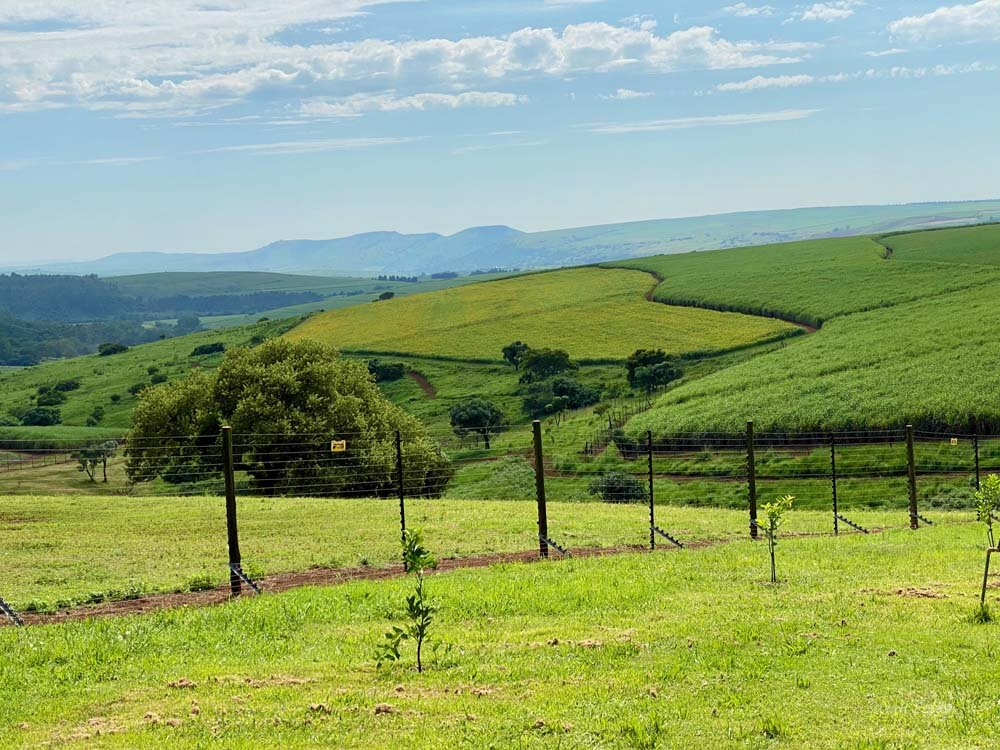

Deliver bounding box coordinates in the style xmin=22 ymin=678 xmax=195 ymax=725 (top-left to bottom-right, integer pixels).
xmin=747 ymin=420 xmax=758 ymax=540
xmin=533 ymin=420 xmax=549 ymax=559
xmin=974 ymin=433 xmax=981 ymax=491
xmin=647 ymin=430 xmax=655 ymax=550
xmin=905 ymin=424 xmax=919 ymax=529
xmin=222 ymin=426 xmax=242 ymax=597
xmin=395 ymin=430 xmax=406 ymax=550
xmin=830 ymin=434 xmax=838 ymax=536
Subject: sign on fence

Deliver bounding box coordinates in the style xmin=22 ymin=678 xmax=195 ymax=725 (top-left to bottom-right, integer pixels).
xmin=330 ymin=440 xmax=347 ymax=453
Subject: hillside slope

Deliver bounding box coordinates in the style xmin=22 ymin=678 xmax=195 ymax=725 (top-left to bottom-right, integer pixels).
xmin=286 ymin=267 xmax=799 ymax=361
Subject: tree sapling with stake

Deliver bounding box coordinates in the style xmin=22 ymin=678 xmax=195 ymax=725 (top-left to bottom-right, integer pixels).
xmin=975 ymin=474 xmax=1000 ymax=549
xmin=759 ymin=495 xmax=794 ymax=584
xmin=376 ymin=529 xmax=437 ymax=673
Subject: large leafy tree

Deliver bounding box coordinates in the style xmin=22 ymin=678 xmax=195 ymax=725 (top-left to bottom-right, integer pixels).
xmin=501 ymin=341 xmax=529 ymax=370
xmin=518 ymin=347 xmax=575 ymax=384
xmin=127 ymin=339 xmax=452 ymax=496
xmin=449 ymin=397 xmax=505 ymax=448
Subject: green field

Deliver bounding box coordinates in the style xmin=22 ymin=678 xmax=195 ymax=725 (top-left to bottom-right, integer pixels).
xmin=611 ymin=227 xmax=1000 ymax=327
xmin=288 ymin=267 xmax=799 ymax=361
xmin=3 ymin=510 xmax=998 ymax=748
xmin=0 ymin=318 xmax=297 ymax=431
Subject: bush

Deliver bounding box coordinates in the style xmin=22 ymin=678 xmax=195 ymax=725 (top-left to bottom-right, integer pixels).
xmin=128 ymin=382 xmax=148 ymax=395
xmin=109 ymin=394 xmax=121 ymax=403
xmin=53 ymin=379 xmax=81 ymax=392
xmin=35 ymin=387 xmax=67 ymax=407
xmin=21 ymin=406 xmax=61 ymax=426
xmin=147 ymin=366 xmax=159 ymax=376
xmin=367 ymin=359 xmax=406 ymax=383
xmin=522 ymin=376 xmax=600 ymax=419
xmin=98 ymin=342 xmax=129 ymax=356
xmin=190 ymin=342 xmax=225 ymax=357
xmin=588 ymin=471 xmax=648 ymax=504
xmin=150 ymin=373 xmax=168 ymax=385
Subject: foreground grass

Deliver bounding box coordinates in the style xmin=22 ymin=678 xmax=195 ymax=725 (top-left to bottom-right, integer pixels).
xmin=2 ymin=521 xmax=998 ymax=748
xmin=0 ymin=495 xmax=921 ymax=612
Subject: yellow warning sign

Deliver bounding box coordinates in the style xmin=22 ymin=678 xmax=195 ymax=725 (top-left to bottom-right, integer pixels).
xmin=950 ymin=438 xmax=959 ymax=446
xmin=330 ymin=440 xmax=347 ymax=453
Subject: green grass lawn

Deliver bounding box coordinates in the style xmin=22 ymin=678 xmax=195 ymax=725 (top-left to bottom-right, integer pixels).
xmin=2 ymin=517 xmax=998 ymax=748
xmin=0 ymin=494 xmax=921 ymax=613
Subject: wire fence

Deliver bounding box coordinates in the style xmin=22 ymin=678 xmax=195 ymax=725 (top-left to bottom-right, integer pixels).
xmin=1 ymin=420 xmax=994 ymax=625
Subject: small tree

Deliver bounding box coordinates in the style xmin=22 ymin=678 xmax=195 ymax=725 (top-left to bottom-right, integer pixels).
xmin=518 ymin=348 xmax=575 ymax=384
xmin=760 ymin=495 xmax=794 ymax=583
xmin=975 ymin=474 xmax=1000 ymax=548
xmin=589 ymin=471 xmax=648 ymax=504
xmin=450 ymin=397 xmax=505 ymax=449
xmin=75 ymin=441 xmax=118 ymax=483
xmin=626 ymin=349 xmax=668 ymax=387
xmin=501 ymin=341 xmax=529 ymax=370
xmin=376 ymin=530 xmax=437 ymax=672
xmin=376 ymin=291 xmax=395 ymax=302
xmin=633 ymin=362 xmax=682 ymax=393
xmin=98 ymin=342 xmax=129 ymax=356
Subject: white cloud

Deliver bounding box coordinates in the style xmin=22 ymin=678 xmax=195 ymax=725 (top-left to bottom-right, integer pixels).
xmin=864 ymin=48 xmax=907 ymax=57
xmin=71 ymin=156 xmax=162 ymax=166
xmin=887 ymin=61 xmax=998 ymax=77
xmin=716 ymin=61 xmax=994 ymax=91
xmin=722 ymin=3 xmax=776 ymax=17
xmin=196 ymin=136 xmax=426 ymax=156
xmin=299 ymin=91 xmax=527 ymax=118
xmin=0 ymin=6 xmax=811 ymax=117
xmin=888 ymin=0 xmax=1000 ymax=43
xmin=601 ymin=88 xmax=654 ymax=100
xmin=716 ymin=73 xmax=817 ymax=91
xmin=583 ymin=108 xmax=820 ymax=134
xmin=799 ymin=1 xmax=861 ymax=22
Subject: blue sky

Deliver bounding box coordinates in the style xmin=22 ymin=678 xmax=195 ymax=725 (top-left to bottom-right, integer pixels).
xmin=1 ymin=0 xmax=998 ymax=262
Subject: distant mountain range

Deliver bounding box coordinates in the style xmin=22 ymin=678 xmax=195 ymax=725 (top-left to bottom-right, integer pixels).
xmin=11 ymin=200 xmax=1000 ymax=277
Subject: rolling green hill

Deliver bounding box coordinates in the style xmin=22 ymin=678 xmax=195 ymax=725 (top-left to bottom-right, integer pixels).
xmin=287 ymin=267 xmax=799 ymax=361
xmin=621 ymin=224 xmax=1000 ymax=436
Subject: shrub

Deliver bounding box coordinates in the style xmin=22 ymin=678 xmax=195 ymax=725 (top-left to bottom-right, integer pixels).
xmin=53 ymin=379 xmax=81 ymax=392
xmin=98 ymin=342 xmax=129 ymax=356
xmin=35 ymin=387 xmax=67 ymax=407
xmin=128 ymin=382 xmax=148 ymax=395
xmin=191 ymin=342 xmax=225 ymax=357
xmin=150 ymin=373 xmax=168 ymax=385
xmin=147 ymin=366 xmax=159 ymax=376
xmin=109 ymin=394 xmax=121 ymax=403
xmin=21 ymin=407 xmax=61 ymax=426
xmin=367 ymin=359 xmax=406 ymax=383
xmin=589 ymin=471 xmax=648 ymax=504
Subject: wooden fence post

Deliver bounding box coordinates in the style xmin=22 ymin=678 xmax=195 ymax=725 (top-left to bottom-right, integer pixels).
xmin=396 ymin=430 xmax=406 ymax=550
xmin=747 ymin=420 xmax=758 ymax=540
xmin=905 ymin=424 xmax=919 ymax=529
xmin=533 ymin=420 xmax=549 ymax=559
xmin=647 ymin=430 xmax=655 ymax=550
xmin=974 ymin=433 xmax=981 ymax=491
xmin=830 ymin=435 xmax=839 ymax=536
xmin=222 ymin=426 xmax=242 ymax=597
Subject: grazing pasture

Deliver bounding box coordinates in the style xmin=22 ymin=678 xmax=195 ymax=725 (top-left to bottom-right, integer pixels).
xmin=2 ymin=517 xmax=997 ymax=748
xmin=287 ymin=267 xmax=799 ymax=361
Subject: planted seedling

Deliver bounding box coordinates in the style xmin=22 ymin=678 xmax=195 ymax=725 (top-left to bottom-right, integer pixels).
xmin=376 ymin=529 xmax=437 ymax=673
xmin=974 ymin=474 xmax=1000 ymax=548
xmin=759 ymin=495 xmax=794 ymax=584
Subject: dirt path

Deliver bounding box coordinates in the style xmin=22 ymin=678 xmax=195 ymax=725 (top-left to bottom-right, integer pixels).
xmin=407 ymin=370 xmax=436 ymax=399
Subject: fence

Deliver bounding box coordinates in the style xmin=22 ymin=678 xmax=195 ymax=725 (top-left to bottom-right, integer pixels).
xmin=1 ymin=420 xmax=994 ymax=626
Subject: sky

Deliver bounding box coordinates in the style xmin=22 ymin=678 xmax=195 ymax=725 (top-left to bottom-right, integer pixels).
xmin=0 ymin=0 xmax=999 ymax=262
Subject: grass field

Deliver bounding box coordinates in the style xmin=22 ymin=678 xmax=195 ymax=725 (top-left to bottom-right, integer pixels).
xmin=611 ymin=226 xmax=1000 ymax=327
xmin=3 ymin=514 xmax=997 ymax=748
xmin=288 ymin=267 xmax=799 ymax=361
xmin=0 ymin=318 xmax=297 ymax=431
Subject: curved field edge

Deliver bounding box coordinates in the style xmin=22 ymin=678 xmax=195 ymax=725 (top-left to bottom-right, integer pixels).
xmin=285 ymin=266 xmax=798 ymax=361
xmin=626 ymin=279 xmax=1000 ymax=437
xmin=3 ymin=522 xmax=998 ymax=749
xmin=606 ymin=226 xmax=1000 ymax=328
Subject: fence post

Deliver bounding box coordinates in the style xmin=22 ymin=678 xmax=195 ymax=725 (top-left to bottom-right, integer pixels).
xmin=905 ymin=424 xmax=919 ymax=529
xmin=395 ymin=430 xmax=406 ymax=551
xmin=222 ymin=426 xmax=242 ymax=597
xmin=974 ymin=433 xmax=981 ymax=491
xmin=533 ymin=420 xmax=549 ymax=559
xmin=746 ymin=420 xmax=758 ymax=540
xmin=830 ymin=435 xmax=838 ymax=536
xmin=647 ymin=430 xmax=655 ymax=550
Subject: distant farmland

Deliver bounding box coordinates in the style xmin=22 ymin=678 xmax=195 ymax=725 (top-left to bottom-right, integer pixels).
xmin=286 ymin=267 xmax=799 ymax=361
